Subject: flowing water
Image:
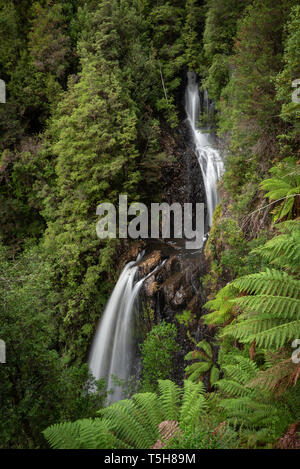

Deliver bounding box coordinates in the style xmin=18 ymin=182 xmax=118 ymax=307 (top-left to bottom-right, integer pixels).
xmin=89 ymin=252 xmax=164 ymax=402
xmin=89 ymin=254 xmax=143 ymax=402
xmin=185 ymin=71 xmax=224 ymax=227
xmin=89 ymin=72 xmax=224 ymax=402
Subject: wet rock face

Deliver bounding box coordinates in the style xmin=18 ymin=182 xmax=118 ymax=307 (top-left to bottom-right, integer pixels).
xmin=135 ymin=112 xmax=210 ymax=384
xmin=161 ymin=120 xmax=205 ymax=222
xmin=137 ymin=113 xmax=208 ymax=320
xmin=140 ymin=251 xmax=207 ymax=317
xmin=139 ymin=250 xmax=162 ymax=277
xmin=137 ymin=247 xmax=209 ymax=386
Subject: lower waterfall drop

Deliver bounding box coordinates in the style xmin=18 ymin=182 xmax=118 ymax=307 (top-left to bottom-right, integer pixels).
xmin=88 ymin=253 xmax=144 ymax=402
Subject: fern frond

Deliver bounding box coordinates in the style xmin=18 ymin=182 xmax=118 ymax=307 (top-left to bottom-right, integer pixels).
xmin=210 ymin=365 xmax=220 ymax=387
xmin=43 ymin=379 xmax=212 ymax=450
xmin=250 ymin=320 xmax=300 ymax=349
xmin=235 ymin=295 xmax=300 ymax=320
xmin=223 ymin=317 xmax=300 ymax=348
xmin=43 ymin=421 xmax=83 ymax=449
xmin=99 ymin=398 xmax=157 ymax=449
xmin=158 ymin=380 xmax=182 ymax=421
xmin=43 ymin=418 xmax=116 ymax=449
xmin=132 ymin=392 xmax=162 ymax=438
xmin=260 ymin=157 xmax=300 ymax=221
xmin=204 ymin=284 xmax=238 ymax=326
xmin=232 ymin=269 xmax=300 ymax=299
xmin=253 ymin=222 xmax=300 ymax=274
xmin=179 ymin=380 xmax=207 ymax=429
xmin=196 ymin=340 xmax=213 ymax=358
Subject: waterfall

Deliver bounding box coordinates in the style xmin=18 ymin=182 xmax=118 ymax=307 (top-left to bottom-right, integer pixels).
xmin=89 ymin=73 xmax=223 ymax=403
xmin=185 ymin=71 xmax=224 ymax=227
xmin=89 ymin=253 xmax=163 ymax=402
xmin=89 ymin=253 xmax=144 ymax=402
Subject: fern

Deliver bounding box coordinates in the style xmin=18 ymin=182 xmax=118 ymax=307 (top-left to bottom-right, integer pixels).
xmin=221 ymin=270 xmax=300 ymax=349
xmin=158 ymin=379 xmax=182 ymax=421
xmin=99 ymin=399 xmax=157 ymax=448
xmin=43 ymin=379 xmax=209 ymax=449
xmin=232 ymin=269 xmax=300 ymax=299
xmin=248 ymin=350 xmax=299 ymax=395
xmin=205 ymin=219 xmax=300 ymax=445
xmin=260 ymin=157 xmax=300 ymax=222
xmin=43 ymin=418 xmax=117 ymax=449
xmin=215 ymin=356 xmax=298 ymax=446
xmin=235 ymin=295 xmax=300 ymax=320
xmin=203 ymin=284 xmax=239 ymax=326
xmin=132 ymin=392 xmax=162 ymax=434
xmin=253 ymin=220 xmax=300 ymax=274
xmin=184 ymin=340 xmax=220 ymax=389
xmin=179 ymin=380 xmax=207 ymax=429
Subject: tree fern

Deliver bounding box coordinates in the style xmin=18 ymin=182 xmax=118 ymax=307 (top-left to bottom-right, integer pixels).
xmin=132 ymin=392 xmax=162 ymax=434
xmin=99 ymin=399 xmax=157 ymax=449
xmin=232 ymin=269 xmax=300 ymax=299
xmin=184 ymin=340 xmax=220 ymax=389
xmin=179 ymin=380 xmax=207 ymax=429
xmin=157 ymin=379 xmax=182 ymax=421
xmin=43 ymin=418 xmax=117 ymax=449
xmin=248 ymin=350 xmax=298 ymax=395
xmin=235 ymin=295 xmax=300 ymax=320
xmin=205 ymin=219 xmax=300 ymax=446
xmin=221 ymin=270 xmax=300 ymax=349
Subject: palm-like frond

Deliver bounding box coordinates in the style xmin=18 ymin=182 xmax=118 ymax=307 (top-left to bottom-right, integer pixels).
xmin=220 ymin=270 xmax=300 ymax=349
xmin=215 ymin=356 xmax=297 ymax=444
xmin=179 ymin=380 xmax=207 ymax=429
xmin=184 ymin=340 xmax=220 ymax=388
xmin=158 ymin=379 xmax=182 ymax=421
xmin=232 ymin=269 xmax=300 ymax=299
xmin=99 ymin=398 xmax=157 ymax=448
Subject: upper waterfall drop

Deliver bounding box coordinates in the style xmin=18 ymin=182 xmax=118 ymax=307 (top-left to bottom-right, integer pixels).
xmin=185 ymin=71 xmax=224 ymax=227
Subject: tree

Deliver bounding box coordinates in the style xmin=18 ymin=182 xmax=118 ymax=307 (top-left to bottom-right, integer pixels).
xmin=202 ymin=0 xmax=252 ymax=100
xmin=219 ymin=0 xmax=297 ymax=197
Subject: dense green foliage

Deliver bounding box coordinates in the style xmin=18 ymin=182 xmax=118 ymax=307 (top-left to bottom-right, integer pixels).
xmin=0 ymin=0 xmax=192 ymax=447
xmin=198 ymin=0 xmax=300 ymax=448
xmin=0 ymin=243 xmax=107 ymax=448
xmin=140 ymin=321 xmax=179 ymax=392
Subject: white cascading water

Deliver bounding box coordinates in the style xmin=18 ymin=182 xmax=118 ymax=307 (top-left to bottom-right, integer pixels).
xmin=89 ymin=253 xmax=163 ymax=402
xmin=89 ymin=253 xmax=144 ymax=402
xmin=185 ymin=71 xmax=224 ymax=227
